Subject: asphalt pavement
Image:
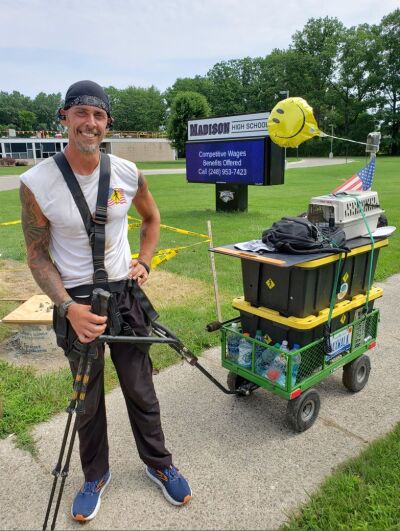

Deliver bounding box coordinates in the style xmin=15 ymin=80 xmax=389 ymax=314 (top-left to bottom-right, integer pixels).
xmin=0 ymin=271 xmax=399 ymax=530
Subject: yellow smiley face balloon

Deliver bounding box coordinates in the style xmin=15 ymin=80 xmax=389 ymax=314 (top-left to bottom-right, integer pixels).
xmin=267 ymin=97 xmax=322 ymax=148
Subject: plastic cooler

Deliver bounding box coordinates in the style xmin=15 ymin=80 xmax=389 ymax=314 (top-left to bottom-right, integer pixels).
xmin=307 ymin=191 xmax=384 ymax=241
xmin=241 ymin=239 xmax=387 ymax=318
xmin=232 ymin=286 xmax=383 ymax=348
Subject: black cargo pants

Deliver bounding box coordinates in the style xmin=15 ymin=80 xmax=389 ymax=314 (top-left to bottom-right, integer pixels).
xmin=54 ymin=283 xmax=172 ymax=481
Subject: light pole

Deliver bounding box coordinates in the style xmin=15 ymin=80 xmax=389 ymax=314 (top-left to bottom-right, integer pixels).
xmin=279 ymin=90 xmax=289 ymax=167
xmin=329 ymin=124 xmax=334 ymax=158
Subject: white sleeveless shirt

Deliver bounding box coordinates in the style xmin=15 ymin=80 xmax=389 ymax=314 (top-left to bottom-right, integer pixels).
xmin=20 ymin=154 xmax=139 ymax=288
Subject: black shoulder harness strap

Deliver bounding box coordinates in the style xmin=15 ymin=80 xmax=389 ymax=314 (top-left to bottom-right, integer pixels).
xmin=53 ymin=152 xmax=111 ymax=289
xmin=53 ymin=152 xmax=159 ymax=326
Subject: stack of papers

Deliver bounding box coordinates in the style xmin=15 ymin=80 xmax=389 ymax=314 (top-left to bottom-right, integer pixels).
xmin=361 ymin=226 xmax=396 ymax=238
xmin=234 ymin=239 xmax=275 ymax=253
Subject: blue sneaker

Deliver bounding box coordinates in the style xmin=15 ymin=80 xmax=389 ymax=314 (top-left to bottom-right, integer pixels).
xmin=71 ymin=470 xmax=111 ymax=521
xmin=146 ymin=465 xmax=192 ymax=506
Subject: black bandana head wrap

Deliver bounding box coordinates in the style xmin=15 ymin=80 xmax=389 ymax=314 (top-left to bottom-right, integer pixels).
xmin=62 ymin=80 xmax=112 ymax=119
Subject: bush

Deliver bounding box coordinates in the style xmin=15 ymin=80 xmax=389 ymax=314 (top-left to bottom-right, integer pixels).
xmin=15 ymin=160 xmax=28 ymax=166
xmin=0 ymin=158 xmax=16 ymax=166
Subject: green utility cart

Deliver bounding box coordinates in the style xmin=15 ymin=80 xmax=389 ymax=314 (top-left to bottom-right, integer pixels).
xmin=211 ymin=237 xmax=389 ymax=432
xmin=221 ymin=309 xmax=379 ymax=432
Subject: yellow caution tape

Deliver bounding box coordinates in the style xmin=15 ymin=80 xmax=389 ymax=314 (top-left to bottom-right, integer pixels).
xmin=132 ymin=239 xmax=210 ymax=269
xmin=0 ymin=220 xmax=21 ymax=226
xmin=1 ymin=217 xmax=209 ymax=269
xmin=128 ymin=216 xmax=209 ymax=239
xmin=128 ymin=216 xmax=210 ymax=268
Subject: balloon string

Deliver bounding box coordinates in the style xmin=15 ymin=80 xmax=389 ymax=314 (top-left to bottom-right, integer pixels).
xmin=320 ymin=132 xmax=368 ymax=146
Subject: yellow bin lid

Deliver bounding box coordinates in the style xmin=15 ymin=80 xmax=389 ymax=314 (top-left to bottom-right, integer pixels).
xmin=232 ymin=287 xmax=383 ymax=330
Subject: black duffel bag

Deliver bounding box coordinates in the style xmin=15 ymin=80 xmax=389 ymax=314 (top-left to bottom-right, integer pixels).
xmin=261 ymin=216 xmax=348 ymax=254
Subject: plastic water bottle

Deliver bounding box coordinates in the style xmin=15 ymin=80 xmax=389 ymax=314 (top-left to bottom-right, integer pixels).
xmin=262 ymin=344 xmax=278 ymax=366
xmin=257 ymin=344 xmax=279 ymax=377
xmin=237 ymin=333 xmax=253 ymax=368
xmin=254 ymin=330 xmax=269 ymax=375
xmin=276 ymin=340 xmax=289 ymax=385
xmin=254 ymin=329 xmax=265 ymax=374
xmin=280 ymin=340 xmax=290 ymax=352
xmin=266 ymin=340 xmax=289 ymax=385
xmin=254 ymin=330 xmax=264 ymax=352
xmin=255 ymin=354 xmax=267 ymax=375
xmin=227 ymin=322 xmax=241 ymax=362
xmin=291 ymin=343 xmax=301 ymax=385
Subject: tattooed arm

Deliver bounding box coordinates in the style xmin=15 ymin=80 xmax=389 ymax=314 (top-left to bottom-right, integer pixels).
xmin=20 ymin=183 xmax=107 ymax=343
xmin=20 ymin=182 xmax=70 ymax=306
xmin=129 ymin=170 xmax=160 ymax=285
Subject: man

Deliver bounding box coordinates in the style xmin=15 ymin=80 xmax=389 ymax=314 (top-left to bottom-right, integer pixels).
xmin=19 ymin=80 xmax=192 ymax=522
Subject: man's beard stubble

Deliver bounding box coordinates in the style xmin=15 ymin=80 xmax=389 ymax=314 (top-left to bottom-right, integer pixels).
xmin=76 ymin=141 xmax=100 ymax=154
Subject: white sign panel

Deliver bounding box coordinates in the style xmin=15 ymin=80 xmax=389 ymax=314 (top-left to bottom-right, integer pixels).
xmin=327 ymin=326 xmax=353 ymax=361
xmin=188 ymin=112 xmax=269 ymax=141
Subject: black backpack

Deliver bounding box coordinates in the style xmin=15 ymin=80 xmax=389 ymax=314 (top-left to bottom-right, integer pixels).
xmin=261 ymin=216 xmax=348 ymax=255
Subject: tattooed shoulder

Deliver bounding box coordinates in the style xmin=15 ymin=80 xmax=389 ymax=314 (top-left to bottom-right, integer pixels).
xmin=20 ymin=183 xmax=50 ymax=254
xmin=20 ymin=183 xmax=48 ymax=228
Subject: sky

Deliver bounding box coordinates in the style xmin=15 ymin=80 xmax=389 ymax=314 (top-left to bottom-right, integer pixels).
xmin=1 ymin=0 xmax=398 ymax=99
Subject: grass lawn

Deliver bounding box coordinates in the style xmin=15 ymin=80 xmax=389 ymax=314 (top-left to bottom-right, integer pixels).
xmin=282 ymin=423 xmax=400 ymax=530
xmin=0 ymin=156 xmax=299 ymax=176
xmin=0 ymin=159 xmax=187 ymax=176
xmin=136 ymin=159 xmax=185 ymax=169
xmin=0 ymin=166 xmax=29 ymax=176
xmin=0 ymin=156 xmax=399 ymax=528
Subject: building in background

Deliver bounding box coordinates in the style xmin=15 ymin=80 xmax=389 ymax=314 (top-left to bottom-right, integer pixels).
xmin=0 ymin=135 xmax=176 ymax=163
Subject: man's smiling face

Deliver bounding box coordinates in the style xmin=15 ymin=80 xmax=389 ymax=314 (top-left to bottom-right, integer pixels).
xmin=64 ymin=105 xmax=109 ymax=154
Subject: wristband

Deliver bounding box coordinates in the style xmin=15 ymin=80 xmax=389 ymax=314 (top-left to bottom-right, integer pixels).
xmin=137 ymin=259 xmax=150 ymax=274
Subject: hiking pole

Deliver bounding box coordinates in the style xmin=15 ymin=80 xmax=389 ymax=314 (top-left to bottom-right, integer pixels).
xmin=42 ymin=348 xmax=91 ymax=530
xmin=42 ymin=289 xmax=110 ymax=530
xmin=49 ymin=345 xmax=97 ymax=530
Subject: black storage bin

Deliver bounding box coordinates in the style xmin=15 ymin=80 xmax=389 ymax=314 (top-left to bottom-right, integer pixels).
xmin=233 ymin=291 xmax=380 ymax=348
xmin=241 ymin=247 xmax=381 ymax=318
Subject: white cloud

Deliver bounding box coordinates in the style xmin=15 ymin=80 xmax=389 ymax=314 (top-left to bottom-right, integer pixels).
xmin=1 ymin=0 xmax=398 ymax=97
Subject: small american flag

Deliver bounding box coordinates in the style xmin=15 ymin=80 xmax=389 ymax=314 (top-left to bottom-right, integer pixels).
xmin=107 ymin=187 xmax=127 ymax=206
xmin=332 ymin=157 xmax=376 ymax=194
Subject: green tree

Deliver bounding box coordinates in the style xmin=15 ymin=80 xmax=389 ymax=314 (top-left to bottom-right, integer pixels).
xmin=321 ymin=23 xmax=382 ymax=155
xmin=163 ymin=76 xmax=212 ymax=110
xmin=291 ymin=17 xmax=346 ymax=122
xmin=167 ymin=91 xmax=211 ymax=156
xmin=17 ymin=110 xmax=37 ymax=131
xmin=257 ymin=49 xmax=317 ymax=111
xmin=105 ymin=85 xmax=166 ymax=131
xmin=375 ymin=9 xmax=400 ymax=154
xmin=0 ymin=91 xmax=32 ymax=127
xmin=206 ymin=57 xmax=265 ymax=116
xmin=33 ymin=92 xmax=62 ymax=130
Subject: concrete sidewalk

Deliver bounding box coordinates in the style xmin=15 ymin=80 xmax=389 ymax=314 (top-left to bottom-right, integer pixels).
xmin=1 ymin=274 xmax=399 ymax=530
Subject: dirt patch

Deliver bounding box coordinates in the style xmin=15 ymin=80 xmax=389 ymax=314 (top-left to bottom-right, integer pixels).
xmin=0 ymin=259 xmax=212 ymax=373
xmin=0 ymin=259 xmax=211 ymax=306
xmin=142 ymin=269 xmax=212 ymax=308
xmin=0 ymin=259 xmax=40 ymax=300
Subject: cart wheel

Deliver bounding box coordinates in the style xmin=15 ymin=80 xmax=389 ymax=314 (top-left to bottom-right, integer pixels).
xmin=342 ymin=354 xmax=371 ymax=392
xmin=286 ymin=388 xmax=320 ymax=432
xmin=227 ymin=372 xmax=254 ymax=395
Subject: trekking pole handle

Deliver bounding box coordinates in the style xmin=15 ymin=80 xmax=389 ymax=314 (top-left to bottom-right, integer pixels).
xmin=91 ymin=288 xmax=111 ymax=317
